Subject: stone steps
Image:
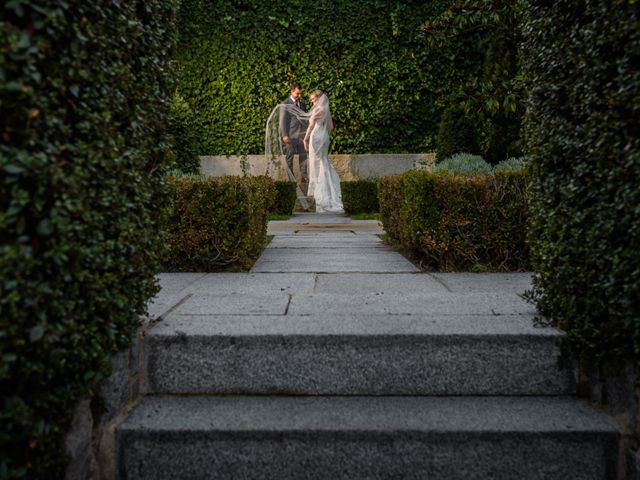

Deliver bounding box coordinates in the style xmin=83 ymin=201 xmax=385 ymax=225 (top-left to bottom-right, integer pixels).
xmin=118 ymin=395 xmax=619 ymax=480
xmin=145 ymin=314 xmax=574 ymax=396
xmin=116 ymin=219 xmax=620 ymax=479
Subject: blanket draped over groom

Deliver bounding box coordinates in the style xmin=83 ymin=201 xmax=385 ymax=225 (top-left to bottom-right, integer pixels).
xmin=279 ymin=84 xmax=308 ymax=183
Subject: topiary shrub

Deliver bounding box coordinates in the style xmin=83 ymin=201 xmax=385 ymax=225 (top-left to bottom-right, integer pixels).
xmin=164 ymin=176 xmax=275 ymax=271
xmin=379 ymin=170 xmax=529 ymax=271
xmin=341 ymin=180 xmax=379 ymax=214
xmin=0 ymin=2 xmax=179 ymax=478
xmin=270 ymin=181 xmax=297 ymax=216
xmin=522 ymin=1 xmax=640 ymax=364
xmin=433 ymin=153 xmax=493 ymax=176
xmin=435 ymin=101 xmax=480 ymax=161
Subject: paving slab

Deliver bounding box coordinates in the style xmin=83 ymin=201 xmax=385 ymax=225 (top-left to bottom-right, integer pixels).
xmin=172 ymin=272 xmax=316 ymax=296
xmin=251 ymin=258 xmax=419 ymax=273
xmin=118 ymin=395 xmax=619 ymax=480
xmin=146 ymin=313 xmax=572 ymax=395
xmin=432 ymin=272 xmax=534 ymax=294
xmin=268 ymin=237 xmax=382 ymax=248
xmin=275 ymin=213 xmax=352 ymax=223
xmin=172 ymin=294 xmax=290 ymax=316
xmin=312 ymin=273 xmax=448 ymax=294
xmin=145 ymin=273 xmax=209 ymax=320
xmin=287 ymin=292 xmax=535 ymax=316
xmin=268 ymin=213 xmax=384 ymax=235
xmin=259 ymin=247 xmax=395 ymax=257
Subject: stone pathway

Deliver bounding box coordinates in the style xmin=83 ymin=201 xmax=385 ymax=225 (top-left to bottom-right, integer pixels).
xmin=118 ymin=213 xmax=619 ymax=479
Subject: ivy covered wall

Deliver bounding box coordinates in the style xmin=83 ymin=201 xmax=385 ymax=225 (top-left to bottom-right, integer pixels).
xmin=176 ymin=0 xmax=482 ymax=155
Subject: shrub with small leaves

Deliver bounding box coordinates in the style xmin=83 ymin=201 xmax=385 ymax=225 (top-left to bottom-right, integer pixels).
xmin=522 ymin=1 xmax=640 ymax=364
xmin=433 ymin=153 xmax=493 ymax=176
xmin=341 ymin=180 xmax=379 ymax=214
xmin=0 ymin=2 xmax=179 ymax=477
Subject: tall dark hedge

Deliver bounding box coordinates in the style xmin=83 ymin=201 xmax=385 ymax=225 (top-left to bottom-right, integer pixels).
xmin=423 ymin=1 xmax=523 ymax=164
xmin=435 ymin=101 xmax=480 ymax=161
xmin=169 ymin=92 xmax=202 ymax=174
xmin=522 ymin=1 xmax=640 ymax=362
xmin=0 ymin=1 xmax=179 ymax=478
xmin=176 ymin=0 xmax=480 ymax=155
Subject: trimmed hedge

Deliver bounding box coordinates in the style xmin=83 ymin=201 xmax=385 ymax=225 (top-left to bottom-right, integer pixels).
xmin=270 ymin=181 xmax=297 ymax=216
xmin=341 ymin=180 xmax=380 ymax=214
xmin=164 ymin=176 xmax=275 ymax=271
xmin=522 ymin=1 xmax=640 ymax=363
xmin=0 ymin=2 xmax=179 ymax=478
xmin=380 ymin=171 xmax=529 ymax=271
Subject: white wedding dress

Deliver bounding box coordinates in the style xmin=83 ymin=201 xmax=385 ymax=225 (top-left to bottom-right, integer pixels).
xmin=304 ymin=95 xmax=344 ymax=213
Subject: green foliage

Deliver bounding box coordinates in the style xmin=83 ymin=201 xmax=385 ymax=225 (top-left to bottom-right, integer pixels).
xmin=422 ymin=0 xmax=524 ymax=163
xmin=522 ymin=1 xmax=640 ymax=363
xmin=175 ymin=0 xmax=474 ymax=155
xmin=351 ymin=212 xmax=380 ymax=221
xmin=0 ymin=2 xmax=179 ymax=477
xmin=379 ymin=170 xmax=529 ymax=271
xmin=435 ymin=101 xmax=480 ymax=160
xmin=168 ymin=92 xmax=202 ymax=174
xmin=341 ymin=180 xmax=380 ymax=214
xmin=164 ymin=176 xmax=275 ymax=271
xmin=433 ymin=153 xmax=493 ymax=175
xmin=270 ymin=181 xmax=297 ymax=215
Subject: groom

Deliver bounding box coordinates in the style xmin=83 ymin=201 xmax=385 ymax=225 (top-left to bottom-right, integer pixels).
xmin=279 ymin=84 xmax=308 ymax=183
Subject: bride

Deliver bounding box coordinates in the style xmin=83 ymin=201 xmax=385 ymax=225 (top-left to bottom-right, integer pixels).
xmin=265 ymin=90 xmax=343 ymax=213
xmin=303 ymin=91 xmax=343 ymax=213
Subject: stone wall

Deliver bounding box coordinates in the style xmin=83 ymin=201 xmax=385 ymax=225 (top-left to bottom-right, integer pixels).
xmin=64 ymin=326 xmax=150 ymax=480
xmin=199 ymin=153 xmax=435 ymax=181
xmin=576 ymin=360 xmax=639 ymax=479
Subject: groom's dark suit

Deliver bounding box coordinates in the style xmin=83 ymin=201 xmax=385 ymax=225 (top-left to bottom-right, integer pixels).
xmin=279 ymin=97 xmax=308 ymax=182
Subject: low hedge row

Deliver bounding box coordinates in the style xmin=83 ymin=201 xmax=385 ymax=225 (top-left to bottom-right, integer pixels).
xmin=164 ymin=176 xmax=275 ymax=271
xmin=379 ymin=170 xmax=529 ymax=271
xmin=341 ymin=180 xmax=379 ymax=214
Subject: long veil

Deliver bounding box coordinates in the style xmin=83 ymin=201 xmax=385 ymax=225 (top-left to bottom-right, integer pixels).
xmin=308 ymin=93 xmax=332 ymax=132
xmin=265 ymin=104 xmax=312 ymax=209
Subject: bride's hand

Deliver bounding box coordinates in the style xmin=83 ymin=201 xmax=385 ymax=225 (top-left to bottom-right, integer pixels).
xmin=304 ymin=140 xmax=309 ymax=151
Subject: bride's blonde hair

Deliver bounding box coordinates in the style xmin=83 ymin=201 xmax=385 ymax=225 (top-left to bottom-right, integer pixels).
xmin=311 ymin=89 xmax=324 ymax=99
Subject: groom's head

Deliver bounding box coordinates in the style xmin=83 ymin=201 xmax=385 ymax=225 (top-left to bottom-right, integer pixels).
xmin=291 ymin=84 xmax=302 ymax=101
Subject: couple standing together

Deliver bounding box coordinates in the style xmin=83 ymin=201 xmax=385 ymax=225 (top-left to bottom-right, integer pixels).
xmin=275 ymin=84 xmax=343 ymax=213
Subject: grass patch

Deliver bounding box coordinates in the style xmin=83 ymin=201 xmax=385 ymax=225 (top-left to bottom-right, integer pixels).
xmin=350 ymin=212 xmax=380 ymax=221
xmin=268 ymin=213 xmax=291 ymax=221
